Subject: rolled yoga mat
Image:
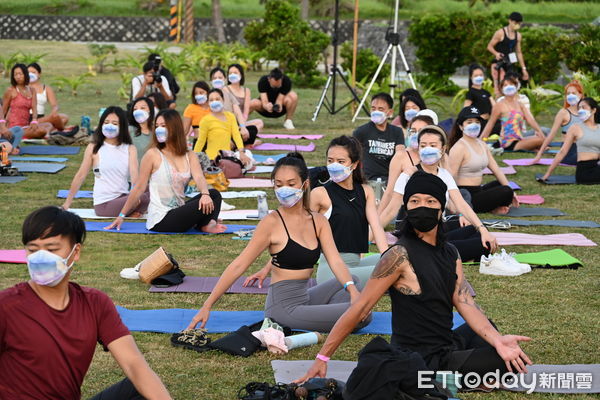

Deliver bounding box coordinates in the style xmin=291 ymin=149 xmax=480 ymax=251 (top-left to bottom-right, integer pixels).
xmin=504 ymin=207 xmax=566 ymax=217
xmin=13 ymin=162 xmax=66 ymax=173
xmin=84 ymin=221 xmax=256 ymax=235
xmin=0 ymin=176 xmax=27 ymax=184
xmin=482 ymin=219 xmax=600 ymax=229
xmin=252 ymin=142 xmax=316 ymax=152
xmin=149 ymin=276 xmax=317 ymax=294
xmin=536 ymin=174 xmax=577 ymax=185
xmin=0 ymin=249 xmax=27 ymax=264
xmin=257 ymin=134 xmax=323 ymax=140
xmin=9 ymin=156 xmax=68 ymax=162
xmin=19 ymin=145 xmax=80 ymax=155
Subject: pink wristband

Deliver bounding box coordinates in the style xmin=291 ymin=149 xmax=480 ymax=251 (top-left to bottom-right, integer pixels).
xmin=0 ymin=119 xmax=6 ymax=124
xmin=30 ymin=120 xmax=38 ymax=124
xmin=316 ymin=353 xmax=330 ymax=363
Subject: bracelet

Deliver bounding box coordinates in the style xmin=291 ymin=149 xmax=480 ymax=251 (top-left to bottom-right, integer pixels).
xmin=0 ymin=119 xmax=5 ymax=124
xmin=200 ymin=192 xmax=210 ymax=196
xmin=239 ymin=124 xmax=246 ymax=128
xmin=118 ymin=213 xmax=126 ymax=218
xmin=458 ymin=213 xmax=463 ymax=217
xmin=343 ymin=281 xmax=355 ymax=291
xmin=30 ymin=120 xmax=38 ymax=124
xmin=316 ymin=353 xmax=330 ymax=363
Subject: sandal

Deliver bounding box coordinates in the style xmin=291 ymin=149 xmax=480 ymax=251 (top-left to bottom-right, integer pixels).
xmin=170 ymin=328 xmax=211 ymax=352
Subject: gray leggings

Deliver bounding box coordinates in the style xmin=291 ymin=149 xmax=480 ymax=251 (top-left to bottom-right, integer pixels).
xmin=315 ymin=253 xmax=381 ymax=290
xmin=94 ymin=192 xmax=150 ymax=217
xmin=265 ymin=278 xmax=372 ymax=333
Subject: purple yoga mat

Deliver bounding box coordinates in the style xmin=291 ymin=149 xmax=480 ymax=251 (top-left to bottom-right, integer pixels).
xmin=516 ymin=194 xmax=544 ymax=205
xmin=494 ymin=232 xmax=596 ymax=247
xmin=149 ymin=276 xmax=317 ymax=294
xmin=503 ymin=158 xmax=573 ymax=167
xmin=0 ymin=250 xmax=27 ymax=264
xmin=508 ymin=181 xmax=521 ymax=190
xmin=257 ymin=134 xmax=323 ymax=140
xmin=229 ymin=178 xmax=272 ymax=188
xmin=252 ymin=142 xmax=316 ymax=152
xmin=483 ymin=165 xmax=517 ymax=175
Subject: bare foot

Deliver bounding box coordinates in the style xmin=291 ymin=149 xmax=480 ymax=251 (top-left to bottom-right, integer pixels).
xmin=491 ymin=206 xmax=510 ymax=215
xmin=201 ymin=221 xmax=227 ymax=233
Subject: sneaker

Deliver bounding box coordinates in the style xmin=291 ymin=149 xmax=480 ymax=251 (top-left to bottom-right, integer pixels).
xmin=171 ymin=328 xmax=211 ymax=352
xmin=119 ymin=264 xmax=140 ymax=280
xmin=483 ymin=220 xmax=512 ymax=230
xmin=221 ymin=200 xmax=235 ymax=211
xmin=283 ymin=119 xmax=295 ymax=130
xmin=479 ymin=253 xmax=524 ymax=276
xmin=499 ymin=249 xmax=531 ymax=274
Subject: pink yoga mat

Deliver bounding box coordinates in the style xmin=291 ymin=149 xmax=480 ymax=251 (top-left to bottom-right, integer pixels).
xmin=257 ymin=134 xmax=323 ymax=140
xmin=494 ymin=232 xmax=596 ymax=247
xmin=516 ymin=194 xmax=545 ymax=205
xmin=252 ymin=142 xmax=316 ymax=152
xmin=229 ymin=178 xmax=273 ymax=188
xmin=0 ymin=250 xmax=27 ymax=264
xmin=503 ymin=158 xmax=573 ymax=167
xmin=483 ymin=165 xmax=517 ymax=175
xmin=149 ymin=276 xmax=316 ymax=294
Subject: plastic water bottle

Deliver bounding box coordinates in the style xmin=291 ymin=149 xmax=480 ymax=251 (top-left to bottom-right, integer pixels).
xmin=284 ymin=332 xmax=323 ymax=350
xmin=257 ymin=193 xmax=269 ymax=219
xmin=375 ymin=177 xmax=383 ymax=205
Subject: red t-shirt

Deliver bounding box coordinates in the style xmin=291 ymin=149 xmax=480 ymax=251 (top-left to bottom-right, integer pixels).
xmin=0 ymin=282 xmax=130 ymax=400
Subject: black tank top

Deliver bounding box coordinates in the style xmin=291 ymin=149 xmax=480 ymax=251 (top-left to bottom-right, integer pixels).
xmin=324 ymin=181 xmax=368 ymax=253
xmin=388 ymin=234 xmax=459 ymax=369
xmin=494 ymin=27 xmax=518 ymax=57
xmin=270 ymin=210 xmax=321 ymax=270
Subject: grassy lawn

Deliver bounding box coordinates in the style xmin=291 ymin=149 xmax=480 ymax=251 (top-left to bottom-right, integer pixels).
xmin=0 ymin=0 xmax=599 ymax=23
xmin=0 ymin=39 xmax=599 ymax=399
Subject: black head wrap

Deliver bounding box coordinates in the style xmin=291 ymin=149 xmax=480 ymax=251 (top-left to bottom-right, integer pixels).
xmin=403 ymin=171 xmax=448 ymax=210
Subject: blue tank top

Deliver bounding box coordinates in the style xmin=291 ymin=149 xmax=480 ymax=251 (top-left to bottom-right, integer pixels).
xmin=562 ymin=111 xmax=582 ymax=134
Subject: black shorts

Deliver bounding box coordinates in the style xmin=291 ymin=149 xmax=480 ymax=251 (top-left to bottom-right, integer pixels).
xmin=257 ymin=107 xmax=286 ymax=119
xmin=244 ymin=125 xmax=258 ymax=145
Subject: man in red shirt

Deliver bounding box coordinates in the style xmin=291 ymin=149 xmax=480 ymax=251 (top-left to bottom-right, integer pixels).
xmin=0 ymin=206 xmax=171 ymax=400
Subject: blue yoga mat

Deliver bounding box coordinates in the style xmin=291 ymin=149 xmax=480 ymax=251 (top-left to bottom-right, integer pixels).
xmin=10 ymin=156 xmax=68 ymax=162
xmin=13 ymin=162 xmax=66 ymax=173
xmin=85 ymin=221 xmax=256 ymax=235
xmin=508 ymin=181 xmax=521 ymax=190
xmin=57 ymin=190 xmax=93 ymax=198
xmin=0 ymin=176 xmax=27 ymax=184
xmin=20 ymin=145 xmax=80 ymax=155
xmin=116 ymin=306 xmax=465 ymax=334
xmin=252 ymin=153 xmax=287 ymax=163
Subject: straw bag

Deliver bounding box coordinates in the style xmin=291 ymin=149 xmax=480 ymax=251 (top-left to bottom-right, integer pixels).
xmin=138 ymin=247 xmax=175 ymax=284
xmin=204 ymin=165 xmax=230 ymax=191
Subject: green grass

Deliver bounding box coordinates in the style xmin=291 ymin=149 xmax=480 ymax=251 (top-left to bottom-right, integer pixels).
xmin=0 ymin=40 xmax=599 ymax=399
xmin=0 ymin=0 xmax=598 ymax=23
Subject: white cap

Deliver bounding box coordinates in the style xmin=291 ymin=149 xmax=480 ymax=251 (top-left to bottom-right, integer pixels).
xmin=416 ymin=109 xmax=439 ymax=125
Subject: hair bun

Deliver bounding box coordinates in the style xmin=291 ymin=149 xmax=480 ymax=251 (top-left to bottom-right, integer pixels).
xmin=285 ymin=151 xmax=305 ymax=163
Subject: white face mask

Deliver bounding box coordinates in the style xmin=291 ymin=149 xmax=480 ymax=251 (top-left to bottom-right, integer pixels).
xmin=228 ymin=73 xmax=241 ymax=84
xmin=195 ymin=94 xmax=207 ymax=104
xmin=102 ymin=123 xmax=119 ymax=139
xmin=327 ymin=162 xmax=353 ymax=183
xmin=405 ymin=109 xmax=419 ymax=122
xmin=463 ymin=122 xmax=481 ymax=138
xmin=29 ymin=72 xmax=39 ymax=83
xmin=155 ymin=126 xmax=168 ymax=143
xmin=419 ymin=146 xmax=442 ymax=165
xmin=472 ymin=76 xmax=484 ymax=85
xmin=274 ymin=185 xmax=304 ymax=208
xmin=212 ymin=79 xmax=225 ymax=89
xmin=566 ymin=94 xmax=580 ymax=106
xmin=133 ymin=109 xmax=149 ymax=124
xmin=502 ymin=85 xmax=517 ymax=96
xmin=27 ymin=245 xmax=77 ymax=287
xmin=371 ymin=111 xmax=387 ymax=125
xmin=578 ymin=108 xmax=592 ymax=122
xmin=209 ymin=101 xmax=224 ymax=113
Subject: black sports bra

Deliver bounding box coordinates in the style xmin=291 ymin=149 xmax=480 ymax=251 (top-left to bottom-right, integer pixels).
xmin=270 ymin=210 xmax=321 ymax=270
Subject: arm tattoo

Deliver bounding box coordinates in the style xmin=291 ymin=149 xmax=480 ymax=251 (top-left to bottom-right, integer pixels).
xmin=398 ymin=286 xmax=420 ymax=295
xmin=371 ymin=245 xmax=408 ymax=279
xmin=457 ymin=278 xmax=484 ymax=312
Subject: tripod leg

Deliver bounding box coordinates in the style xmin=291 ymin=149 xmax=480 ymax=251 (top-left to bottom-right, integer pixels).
xmin=312 ymin=73 xmax=334 ymax=122
xmin=352 ymin=44 xmax=393 ymax=122
xmin=395 ymin=45 xmax=416 ymax=89
xmin=335 ymin=68 xmax=369 ymax=115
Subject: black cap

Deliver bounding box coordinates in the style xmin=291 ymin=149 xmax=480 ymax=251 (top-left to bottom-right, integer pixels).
xmin=403 ymin=171 xmax=448 ymax=210
xmin=509 ymin=12 xmax=523 ymax=22
xmin=456 ymin=106 xmax=483 ymax=126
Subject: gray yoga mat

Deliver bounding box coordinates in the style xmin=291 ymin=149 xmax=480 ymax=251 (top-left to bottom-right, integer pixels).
xmin=272 ymin=360 xmax=357 ymax=384
xmin=0 ymin=176 xmax=27 ymax=184
xmin=19 ymin=145 xmax=80 ymax=155
xmin=504 ymin=207 xmax=566 ymax=217
xmin=483 ymin=219 xmax=600 ymax=228
xmin=536 ymin=174 xmax=576 ymax=185
xmin=149 ymin=276 xmax=317 ymax=294
xmin=12 ymin=162 xmax=66 ymax=173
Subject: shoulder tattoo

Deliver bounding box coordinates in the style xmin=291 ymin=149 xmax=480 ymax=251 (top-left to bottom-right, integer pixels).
xmin=371 ymin=245 xmax=409 ymax=279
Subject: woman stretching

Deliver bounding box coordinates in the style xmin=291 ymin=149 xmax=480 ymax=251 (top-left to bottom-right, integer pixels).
xmin=540 ymin=97 xmax=600 ymax=184
xmin=448 ymin=106 xmax=517 ymax=214
xmin=62 ymin=106 xmax=149 ymax=217
xmin=128 ymin=96 xmax=155 ymax=165
xmin=187 ymin=153 xmax=372 ymax=333
xmin=106 ymin=109 xmax=225 ymax=233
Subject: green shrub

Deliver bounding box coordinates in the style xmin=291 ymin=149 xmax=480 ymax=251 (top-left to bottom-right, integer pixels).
xmin=520 ymin=25 xmax=568 ymax=83
xmin=562 ymin=24 xmax=600 ymax=74
xmin=340 ymin=41 xmax=390 ymax=85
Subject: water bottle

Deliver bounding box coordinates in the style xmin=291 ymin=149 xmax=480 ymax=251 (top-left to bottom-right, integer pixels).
xmin=375 ymin=177 xmax=383 ymax=205
xmin=284 ymin=332 xmax=323 ymax=350
xmin=257 ymin=193 xmax=269 ymax=219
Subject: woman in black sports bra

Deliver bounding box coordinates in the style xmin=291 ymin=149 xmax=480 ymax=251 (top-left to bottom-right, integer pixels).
xmin=187 ymin=152 xmax=371 ymax=333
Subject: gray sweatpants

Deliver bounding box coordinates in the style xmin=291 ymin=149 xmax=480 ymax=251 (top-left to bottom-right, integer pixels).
xmin=264 ymin=278 xmax=372 ymax=333
xmin=315 ymin=253 xmax=381 ymax=290
xmin=94 ymin=192 xmax=150 ymax=217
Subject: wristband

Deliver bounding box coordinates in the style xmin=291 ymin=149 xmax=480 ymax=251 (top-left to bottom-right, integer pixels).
xmin=30 ymin=120 xmax=38 ymax=124
xmin=458 ymin=213 xmax=463 ymax=217
xmin=119 ymin=213 xmax=126 ymax=218
xmin=316 ymin=354 xmax=330 ymax=363
xmin=343 ymin=281 xmax=355 ymax=291
xmin=239 ymin=123 xmax=246 ymax=128
xmin=0 ymin=119 xmax=5 ymax=124
xmin=201 ymin=192 xmax=210 ymax=196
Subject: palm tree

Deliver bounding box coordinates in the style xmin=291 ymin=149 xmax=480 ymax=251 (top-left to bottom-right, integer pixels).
xmin=212 ymin=0 xmax=226 ymax=43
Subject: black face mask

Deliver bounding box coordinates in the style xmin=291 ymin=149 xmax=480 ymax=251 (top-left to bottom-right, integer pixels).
xmin=407 ymin=206 xmax=441 ymax=233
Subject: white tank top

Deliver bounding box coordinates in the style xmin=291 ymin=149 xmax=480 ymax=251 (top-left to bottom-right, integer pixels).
xmin=146 ymin=151 xmax=191 ymax=229
xmin=92 ymin=143 xmax=131 ymax=205
xmin=36 ymin=86 xmax=48 ymax=115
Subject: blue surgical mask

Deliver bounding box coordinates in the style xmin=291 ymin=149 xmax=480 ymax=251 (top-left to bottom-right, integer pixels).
xmin=133 ymin=109 xmax=149 ymax=124
xmin=408 ymin=133 xmax=419 ymax=150
xmin=195 ymin=94 xmax=207 ymax=104
xmin=419 ymin=146 xmax=442 ymax=165
xmin=28 ymin=72 xmax=38 ymax=83
xmin=102 ymin=123 xmax=119 ymax=139
xmin=370 ymin=110 xmax=387 ymax=125
xmin=212 ymin=79 xmax=225 ymax=89
xmin=502 ymin=85 xmax=517 ymax=96
xmin=472 ymin=76 xmax=484 ymax=85
xmin=405 ymin=109 xmax=419 ymax=122
xmin=566 ymin=94 xmax=580 ymax=107
xmin=27 ymin=245 xmax=77 ymax=287
xmin=327 ymin=162 xmax=353 ymax=183
xmin=228 ymin=73 xmax=241 ymax=84
xmin=209 ymin=101 xmax=224 ymax=113
xmin=463 ymin=122 xmax=481 ymax=138
xmin=578 ymin=108 xmax=591 ymax=122
xmin=274 ymin=185 xmax=304 ymax=208
xmin=155 ymin=126 xmax=168 ymax=143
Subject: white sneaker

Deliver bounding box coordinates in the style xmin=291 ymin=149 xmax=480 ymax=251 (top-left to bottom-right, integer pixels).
xmin=479 ymin=253 xmax=524 ymax=276
xmin=221 ymin=200 xmax=236 ymax=211
xmin=499 ymin=249 xmax=531 ymax=274
xmin=283 ymin=119 xmax=295 ymax=130
xmin=120 ymin=264 xmax=141 ymax=280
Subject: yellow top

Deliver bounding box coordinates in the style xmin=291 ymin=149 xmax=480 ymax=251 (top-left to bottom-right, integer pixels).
xmin=194 ymin=112 xmax=243 ymax=159
xmin=183 ymin=104 xmax=210 ymax=127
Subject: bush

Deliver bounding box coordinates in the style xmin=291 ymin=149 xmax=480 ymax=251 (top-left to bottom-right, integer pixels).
xmin=244 ymin=0 xmax=330 ymax=87
xmin=340 ymin=41 xmax=390 ymax=85
xmin=562 ymin=24 xmax=600 ymax=74
xmin=520 ymin=25 xmax=568 ymax=83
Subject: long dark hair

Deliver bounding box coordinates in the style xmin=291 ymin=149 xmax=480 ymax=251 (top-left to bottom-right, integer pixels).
xmin=271 ymin=152 xmax=311 ymax=212
xmin=326 ymin=135 xmax=365 ymax=184
xmin=399 ymin=95 xmax=427 ymax=128
xmin=468 ymin=63 xmax=485 ymax=89
xmin=11 ymin=64 xmax=29 ymax=87
xmin=448 ymin=120 xmax=464 ymax=150
xmin=151 ymin=109 xmax=187 ymax=156
xmin=191 ymin=81 xmax=210 ymax=105
xmin=579 ymin=97 xmax=600 ymax=124
xmin=128 ymin=97 xmax=155 ymax=137
xmin=227 ymin=63 xmax=246 ymax=86
xmin=93 ymin=106 xmax=131 ymax=154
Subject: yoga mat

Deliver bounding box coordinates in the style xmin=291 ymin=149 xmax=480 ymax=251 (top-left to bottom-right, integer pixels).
xmin=71 ymin=209 xmax=264 ymax=221
xmin=513 ymin=249 xmax=583 ymax=269
xmin=503 ymin=158 xmax=572 ymax=167
xmin=504 ymin=364 xmax=600 ymax=394
xmin=482 ymin=219 xmax=600 ymax=229
xmin=70 ymin=209 xmax=145 ymax=220
xmin=505 ymin=207 xmax=566 ymax=217
xmin=257 ymin=134 xmax=323 ymax=140
xmin=57 ymin=190 xmax=93 ymax=198
xmin=149 ymin=276 xmax=317 ymax=294
xmin=9 ymin=156 xmax=68 ymax=162
xmin=188 ymin=190 xmax=267 ymax=199
xmin=252 ymin=142 xmax=316 ymax=152
xmin=483 ymin=165 xmax=517 ymax=175
xmin=508 ymin=181 xmax=521 ymax=190
xmin=252 ymin=153 xmax=287 ymax=164
xmin=0 ymin=176 xmax=27 ymax=184
xmin=504 ymin=148 xmax=559 ymax=154
xmin=515 ymin=194 xmax=544 ymax=205
xmin=0 ymin=249 xmax=27 ymax=264
xmin=494 ymin=232 xmax=596 ymax=247
xmin=536 ymin=174 xmax=577 ymax=185
xmin=84 ymin=221 xmax=255 ymax=235
xmin=20 ymin=145 xmax=80 ymax=155
xmin=248 ymin=165 xmax=274 ymax=174
xmin=273 ymin=360 xmax=357 ymax=384
xmin=13 ymin=162 xmax=66 ymax=173
xmin=229 ymin=178 xmax=273 ymax=188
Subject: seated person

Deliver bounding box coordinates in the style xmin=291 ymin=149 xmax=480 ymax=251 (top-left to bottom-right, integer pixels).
xmin=448 ymin=106 xmax=518 ymax=214
xmin=464 ymin=64 xmax=500 ymax=136
xmin=147 ymin=53 xmax=179 ymax=109
xmin=128 ymin=96 xmax=155 ymax=165
xmin=249 ymin=68 xmax=298 ymax=130
xmin=182 ymin=81 xmax=211 ymax=139
xmin=224 ymin=63 xmax=263 ymax=146
xmin=27 ymin=62 xmax=71 ymax=133
xmin=391 ymin=94 xmax=426 ymax=130
xmin=0 ymin=206 xmax=171 ymax=399
xmin=0 ymin=105 xmax=24 ymax=154
xmin=352 ymin=92 xmax=405 ymax=191
xmin=187 ymin=153 xmax=372 ymax=333
xmin=148 ymin=91 xmax=169 ymax=114
xmin=62 ymin=106 xmax=149 ymax=218
xmin=107 ymin=109 xmax=225 ymax=233
xmin=130 ymin=61 xmax=173 ymax=103
xmin=541 ymin=97 xmax=600 ymax=184
xmin=296 ymin=172 xmax=532 ymax=395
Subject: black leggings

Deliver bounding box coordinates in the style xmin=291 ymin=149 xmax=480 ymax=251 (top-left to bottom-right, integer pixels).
xmin=575 ymin=159 xmax=600 ymax=184
xmin=151 ymin=189 xmax=222 ymax=232
xmin=243 ymin=125 xmax=258 ymax=145
xmin=459 ymin=181 xmax=514 ymax=213
xmin=444 ymin=221 xmax=489 ymax=262
xmin=88 ymin=378 xmax=143 ymax=400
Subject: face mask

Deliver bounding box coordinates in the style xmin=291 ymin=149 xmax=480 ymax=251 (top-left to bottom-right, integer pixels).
xmin=155 ymin=126 xmax=168 ymax=143
xmin=228 ymin=73 xmax=241 ymax=84
xmin=463 ymin=122 xmax=481 ymax=138
xmin=502 ymin=85 xmax=517 ymax=96
xmin=133 ymin=109 xmax=149 ymax=124
xmin=407 ymin=206 xmax=441 ymax=233
xmin=275 ymin=185 xmax=304 ymax=208
xmin=29 ymin=72 xmax=38 ymax=83
xmin=102 ymin=123 xmax=119 ymax=139
xmin=566 ymin=94 xmax=580 ymax=106
xmin=419 ymin=146 xmax=442 ymax=165
xmin=27 ymin=245 xmax=77 ymax=287
xmin=212 ymin=79 xmax=225 ymax=89
xmin=209 ymin=101 xmax=224 ymax=113
xmin=472 ymin=76 xmax=484 ymax=85
xmin=195 ymin=94 xmax=207 ymax=104
xmin=327 ymin=162 xmax=353 ymax=183
xmin=408 ymin=133 xmax=419 ymax=150
xmin=405 ymin=109 xmax=419 ymax=122
xmin=370 ymin=110 xmax=387 ymax=125
xmin=578 ymin=108 xmax=591 ymax=122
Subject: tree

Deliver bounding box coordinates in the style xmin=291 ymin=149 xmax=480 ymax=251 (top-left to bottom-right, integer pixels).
xmin=212 ymin=0 xmax=225 ymax=43
xmin=300 ymin=0 xmax=309 ymax=19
